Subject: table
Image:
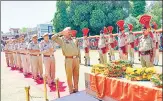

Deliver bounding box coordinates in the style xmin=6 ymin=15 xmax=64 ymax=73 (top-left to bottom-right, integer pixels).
xmin=85 ymin=73 xmax=162 ymax=101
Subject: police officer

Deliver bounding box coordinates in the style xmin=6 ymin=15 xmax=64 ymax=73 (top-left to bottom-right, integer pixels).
xmin=152 ymin=22 xmax=160 ymax=66
xmin=51 ymin=27 xmax=80 ymax=94
xmin=19 ymin=35 xmax=31 ymax=77
xmin=116 ymin=20 xmax=128 ymax=60
xmin=138 ymin=14 xmax=154 ymax=67
xmin=98 ymin=29 xmax=108 ymax=64
xmin=82 ymin=28 xmax=90 ymax=66
xmin=3 ymin=40 xmax=10 ymax=67
xmin=16 ymin=37 xmax=23 ymax=72
xmin=28 ymin=34 xmax=43 ymax=80
xmin=127 ymin=24 xmax=135 ymax=64
xmin=8 ymin=39 xmax=14 ymax=69
xmin=13 ymin=39 xmax=19 ymax=69
xmin=107 ymin=26 xmax=115 ymax=61
xmin=40 ymin=33 xmax=55 ymax=86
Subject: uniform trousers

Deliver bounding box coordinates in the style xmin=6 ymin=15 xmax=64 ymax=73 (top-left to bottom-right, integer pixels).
xmin=43 ymin=56 xmax=55 ymax=84
xmin=31 ymin=55 xmax=43 ymax=78
xmin=8 ymin=53 xmax=14 ymax=67
xmin=21 ymin=54 xmax=30 ymax=74
xmin=65 ymin=57 xmax=79 ymax=93
xmin=99 ymin=52 xmax=107 ymax=64
xmin=16 ymin=54 xmax=22 ymax=69
xmin=140 ymin=54 xmax=153 ymax=67
xmin=5 ymin=53 xmax=9 ymax=66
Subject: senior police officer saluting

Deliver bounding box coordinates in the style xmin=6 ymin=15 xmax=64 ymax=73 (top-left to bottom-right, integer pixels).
xmin=51 ymin=27 xmax=80 ymax=94
xmin=28 ymin=34 xmax=43 ymax=81
xmin=40 ymin=33 xmax=55 ymax=86
xmin=138 ymin=14 xmax=154 ymax=67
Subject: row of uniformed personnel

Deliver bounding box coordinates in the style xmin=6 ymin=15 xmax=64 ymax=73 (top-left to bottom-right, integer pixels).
xmin=4 ymin=27 xmax=81 ymax=94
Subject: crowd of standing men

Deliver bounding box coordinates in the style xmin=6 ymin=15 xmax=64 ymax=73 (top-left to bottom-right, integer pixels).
xmin=2 ymin=14 xmax=161 ymax=95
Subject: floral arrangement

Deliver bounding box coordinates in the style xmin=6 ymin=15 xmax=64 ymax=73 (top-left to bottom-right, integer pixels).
xmin=125 ymin=67 xmax=156 ymax=81
xmin=91 ymin=60 xmax=132 ymax=77
xmin=150 ymin=73 xmax=162 ymax=88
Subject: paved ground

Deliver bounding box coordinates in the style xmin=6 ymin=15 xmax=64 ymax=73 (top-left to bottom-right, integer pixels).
xmin=1 ymin=49 xmax=162 ymax=101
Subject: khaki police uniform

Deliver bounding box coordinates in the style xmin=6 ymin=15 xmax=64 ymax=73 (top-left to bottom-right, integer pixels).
xmin=52 ymin=32 xmax=80 ymax=94
xmin=4 ymin=41 xmax=10 ymax=67
xmin=127 ymin=32 xmax=135 ymax=64
xmin=28 ymin=40 xmax=43 ymax=79
xmin=16 ymin=39 xmax=23 ymax=70
xmin=98 ymin=34 xmax=107 ymax=64
xmin=40 ymin=35 xmax=55 ymax=85
xmin=138 ymin=35 xmax=154 ymax=67
xmin=8 ymin=41 xmax=14 ymax=68
xmin=13 ymin=40 xmax=18 ymax=68
xmin=19 ymin=41 xmax=30 ymax=75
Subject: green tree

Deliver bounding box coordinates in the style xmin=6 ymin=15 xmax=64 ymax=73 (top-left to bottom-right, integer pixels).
xmin=146 ymin=1 xmax=162 ymax=28
xmin=132 ymin=0 xmax=146 ymax=17
xmin=53 ymin=1 xmax=131 ymax=37
xmin=53 ymin=1 xmax=69 ymax=32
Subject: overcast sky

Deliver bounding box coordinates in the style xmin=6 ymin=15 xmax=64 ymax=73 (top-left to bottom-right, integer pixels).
xmin=1 ymin=1 xmax=151 ymax=33
xmin=1 ymin=1 xmax=57 ymax=33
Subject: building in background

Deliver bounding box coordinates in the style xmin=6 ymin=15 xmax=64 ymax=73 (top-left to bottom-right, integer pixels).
xmin=37 ymin=23 xmax=54 ymax=37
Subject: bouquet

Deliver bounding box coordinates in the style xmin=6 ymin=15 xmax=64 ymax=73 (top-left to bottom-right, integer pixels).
xmin=125 ymin=67 xmax=156 ymax=81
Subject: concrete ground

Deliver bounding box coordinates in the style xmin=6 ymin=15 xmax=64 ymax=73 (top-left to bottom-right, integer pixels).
xmin=1 ymin=49 xmax=162 ymax=101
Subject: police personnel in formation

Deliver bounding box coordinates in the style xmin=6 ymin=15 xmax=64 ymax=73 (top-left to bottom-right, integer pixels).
xmin=127 ymin=24 xmax=135 ymax=64
xmin=4 ymin=40 xmax=10 ymax=67
xmin=16 ymin=37 xmax=23 ymax=72
xmin=152 ymin=22 xmax=160 ymax=66
xmin=116 ymin=20 xmax=128 ymax=60
xmin=107 ymin=26 xmax=115 ymax=61
xmin=98 ymin=29 xmax=108 ymax=64
xmin=28 ymin=34 xmax=43 ymax=80
xmin=8 ymin=39 xmax=14 ymax=69
xmin=82 ymin=28 xmax=90 ymax=66
xmin=19 ymin=35 xmax=31 ymax=77
xmin=138 ymin=14 xmax=154 ymax=67
xmin=51 ymin=27 xmax=80 ymax=94
xmin=13 ymin=39 xmax=18 ymax=69
xmin=40 ymin=33 xmax=55 ymax=86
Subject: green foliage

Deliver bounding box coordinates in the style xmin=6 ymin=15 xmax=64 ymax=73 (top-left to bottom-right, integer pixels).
xmin=132 ymin=0 xmax=146 ymax=17
xmin=146 ymin=1 xmax=162 ymax=28
xmin=124 ymin=14 xmax=141 ymax=32
xmin=19 ymin=27 xmax=27 ymax=33
xmin=53 ymin=1 xmax=131 ymax=37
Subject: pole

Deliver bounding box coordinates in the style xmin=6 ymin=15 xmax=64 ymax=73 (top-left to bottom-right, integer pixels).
xmin=25 ymin=86 xmax=30 ymax=101
xmin=55 ymin=78 xmax=60 ymax=98
xmin=44 ymin=76 xmax=48 ymax=101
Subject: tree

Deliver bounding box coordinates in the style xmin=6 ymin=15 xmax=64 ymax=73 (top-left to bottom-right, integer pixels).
xmin=146 ymin=1 xmax=162 ymax=28
xmin=53 ymin=1 xmax=69 ymax=32
xmin=53 ymin=1 xmax=131 ymax=37
xmin=90 ymin=9 xmax=106 ymax=35
xmin=132 ymin=0 xmax=146 ymax=17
